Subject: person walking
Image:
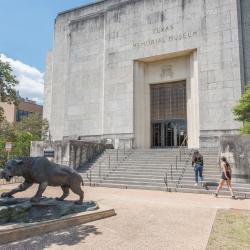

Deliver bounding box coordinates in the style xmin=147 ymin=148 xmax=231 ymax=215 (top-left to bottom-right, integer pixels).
xmin=192 ymin=150 xmax=204 ymax=186
xmin=214 ymin=156 xmax=235 ymax=199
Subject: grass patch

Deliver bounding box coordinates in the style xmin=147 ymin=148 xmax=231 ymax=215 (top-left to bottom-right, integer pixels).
xmin=207 ymin=209 xmax=250 ymax=250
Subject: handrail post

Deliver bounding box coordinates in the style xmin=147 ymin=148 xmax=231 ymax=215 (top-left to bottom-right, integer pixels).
xmin=99 ymin=162 xmax=101 ymax=180
xmin=124 ymin=143 xmax=125 ymax=155
xmin=176 ymin=155 xmax=177 ymax=170
xmin=164 ymin=172 xmax=168 ymax=191
xmin=178 ymin=135 xmax=188 ymax=161
xmin=171 ymin=164 xmax=173 ymax=181
xmin=109 ymin=154 xmax=110 ymax=170
xmin=90 ymin=170 xmax=92 ymax=186
xmin=116 ymin=148 xmax=118 ymax=162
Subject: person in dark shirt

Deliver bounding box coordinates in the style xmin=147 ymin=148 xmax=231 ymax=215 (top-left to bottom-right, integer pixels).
xmin=192 ymin=150 xmax=204 ymax=186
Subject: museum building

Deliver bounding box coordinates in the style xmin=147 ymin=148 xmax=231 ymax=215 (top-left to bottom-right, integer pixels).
xmin=44 ymin=0 xmax=250 ymax=149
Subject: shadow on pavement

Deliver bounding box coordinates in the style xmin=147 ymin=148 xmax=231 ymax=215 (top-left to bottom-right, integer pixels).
xmin=1 ymin=224 xmax=102 ymax=250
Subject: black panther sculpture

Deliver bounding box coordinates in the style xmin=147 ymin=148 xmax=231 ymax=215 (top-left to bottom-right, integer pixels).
xmin=0 ymin=157 xmax=84 ymax=204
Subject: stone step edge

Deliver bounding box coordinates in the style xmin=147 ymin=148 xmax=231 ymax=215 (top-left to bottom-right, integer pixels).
xmin=82 ymin=183 xmax=250 ymax=198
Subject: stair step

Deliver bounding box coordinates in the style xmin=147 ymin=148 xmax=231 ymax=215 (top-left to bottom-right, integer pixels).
xmin=176 ymin=187 xmax=250 ymax=198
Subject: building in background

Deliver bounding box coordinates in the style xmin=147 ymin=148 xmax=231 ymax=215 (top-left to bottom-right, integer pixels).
xmin=0 ymin=98 xmax=43 ymax=123
xmin=44 ymin=0 xmax=250 ymax=149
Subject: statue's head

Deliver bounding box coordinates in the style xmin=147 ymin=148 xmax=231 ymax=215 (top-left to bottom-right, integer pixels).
xmin=1 ymin=159 xmax=24 ymax=181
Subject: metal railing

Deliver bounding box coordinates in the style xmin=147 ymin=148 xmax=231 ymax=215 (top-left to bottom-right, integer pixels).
xmin=179 ymin=135 xmax=188 ymax=162
xmin=164 ymin=171 xmax=171 ymax=192
xmin=87 ymin=169 xmax=92 ymax=186
xmin=85 ymin=143 xmax=134 ymax=186
xmin=176 ymin=149 xmax=194 ymax=188
xmin=105 ymin=146 xmax=134 ymax=179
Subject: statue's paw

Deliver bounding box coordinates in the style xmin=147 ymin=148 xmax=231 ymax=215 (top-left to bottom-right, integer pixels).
xmin=1 ymin=192 xmax=11 ymax=198
xmin=30 ymin=196 xmax=41 ymax=203
xmin=74 ymin=200 xmax=83 ymax=205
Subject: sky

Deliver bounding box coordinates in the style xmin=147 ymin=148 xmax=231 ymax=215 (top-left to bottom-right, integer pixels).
xmin=0 ymin=0 xmax=92 ymax=104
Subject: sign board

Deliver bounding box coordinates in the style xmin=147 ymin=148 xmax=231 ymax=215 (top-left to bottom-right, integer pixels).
xmin=5 ymin=142 xmax=12 ymax=152
xmin=44 ymin=150 xmax=55 ymax=158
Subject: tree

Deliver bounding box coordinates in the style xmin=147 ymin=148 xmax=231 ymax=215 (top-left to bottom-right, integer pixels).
xmin=0 ymin=121 xmax=16 ymax=168
xmin=0 ymin=108 xmax=5 ymax=122
xmin=0 ymin=114 xmax=49 ymax=168
xmin=233 ymin=86 xmax=250 ymax=134
xmin=0 ymin=58 xmax=19 ymax=123
xmin=12 ymin=131 xmax=34 ymax=157
xmin=15 ymin=113 xmax=49 ymax=140
xmin=13 ymin=114 xmax=49 ymax=158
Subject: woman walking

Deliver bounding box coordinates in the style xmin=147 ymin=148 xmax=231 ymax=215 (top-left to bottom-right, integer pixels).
xmin=214 ymin=156 xmax=235 ymax=199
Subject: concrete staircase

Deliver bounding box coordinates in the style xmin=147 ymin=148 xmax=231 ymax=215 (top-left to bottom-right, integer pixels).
xmin=78 ymin=148 xmax=250 ymax=198
xmin=78 ymin=148 xmax=191 ymax=191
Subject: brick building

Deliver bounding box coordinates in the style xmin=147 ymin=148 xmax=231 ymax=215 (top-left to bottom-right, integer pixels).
xmin=0 ymin=98 xmax=43 ymax=123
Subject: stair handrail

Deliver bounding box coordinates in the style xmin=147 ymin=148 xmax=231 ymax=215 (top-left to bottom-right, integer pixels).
xmin=85 ymin=146 xmax=134 ymax=184
xmin=178 ymin=135 xmax=188 ymax=161
xmin=105 ymin=147 xmax=134 ymax=178
xmin=176 ymin=149 xmax=194 ymax=188
xmin=164 ymin=171 xmax=171 ymax=192
xmin=86 ymin=169 xmax=92 ymax=186
xmin=84 ymin=149 xmax=108 ymax=186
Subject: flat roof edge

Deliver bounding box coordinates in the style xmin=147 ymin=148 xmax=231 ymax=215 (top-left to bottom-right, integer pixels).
xmin=58 ymin=0 xmax=106 ymax=17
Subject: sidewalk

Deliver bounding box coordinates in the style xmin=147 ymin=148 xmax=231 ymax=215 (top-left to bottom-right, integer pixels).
xmin=1 ymin=184 xmax=250 ymax=250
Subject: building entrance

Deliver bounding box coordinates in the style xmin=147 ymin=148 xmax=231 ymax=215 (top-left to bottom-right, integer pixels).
xmin=151 ymin=81 xmax=187 ymax=147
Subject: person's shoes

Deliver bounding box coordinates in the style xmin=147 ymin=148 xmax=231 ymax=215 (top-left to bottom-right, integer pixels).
xmin=231 ymin=195 xmax=236 ymax=200
xmin=194 ymin=182 xmax=198 ymax=186
xmin=214 ymin=193 xmax=218 ymax=198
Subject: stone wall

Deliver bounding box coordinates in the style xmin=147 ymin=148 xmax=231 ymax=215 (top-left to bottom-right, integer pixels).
xmin=219 ymin=135 xmax=250 ymax=183
xmin=30 ymin=140 xmax=106 ymax=169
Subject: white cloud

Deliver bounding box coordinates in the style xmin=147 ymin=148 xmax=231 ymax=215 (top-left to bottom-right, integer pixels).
xmin=0 ymin=54 xmax=44 ymax=105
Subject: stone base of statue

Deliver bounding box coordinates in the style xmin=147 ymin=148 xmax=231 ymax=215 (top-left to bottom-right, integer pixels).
xmin=0 ymin=197 xmax=98 ymax=224
xmin=0 ymin=197 xmax=116 ymax=245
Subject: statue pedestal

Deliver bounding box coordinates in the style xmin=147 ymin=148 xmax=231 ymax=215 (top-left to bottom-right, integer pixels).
xmin=0 ymin=197 xmax=116 ymax=244
xmin=0 ymin=197 xmax=99 ymax=224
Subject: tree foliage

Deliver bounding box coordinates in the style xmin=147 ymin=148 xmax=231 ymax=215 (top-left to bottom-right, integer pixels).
xmin=0 ymin=58 xmax=19 ymax=123
xmin=15 ymin=113 xmax=49 ymax=140
xmin=0 ymin=115 xmax=48 ymax=168
xmin=0 ymin=108 xmax=5 ymax=123
xmin=0 ymin=121 xmax=16 ymax=168
xmin=12 ymin=131 xmax=34 ymax=157
xmin=233 ymin=86 xmax=250 ymax=134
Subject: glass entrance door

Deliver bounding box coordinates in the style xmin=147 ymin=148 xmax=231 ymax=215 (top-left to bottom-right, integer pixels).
xmin=151 ymin=81 xmax=187 ymax=147
xmin=152 ymin=123 xmax=162 ymax=147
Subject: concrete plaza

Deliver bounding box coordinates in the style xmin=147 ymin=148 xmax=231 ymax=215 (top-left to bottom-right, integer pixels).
xmin=1 ymin=184 xmax=250 ymax=250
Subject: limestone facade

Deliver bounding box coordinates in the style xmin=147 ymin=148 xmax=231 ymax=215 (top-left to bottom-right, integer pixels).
xmin=44 ymin=0 xmax=249 ymax=148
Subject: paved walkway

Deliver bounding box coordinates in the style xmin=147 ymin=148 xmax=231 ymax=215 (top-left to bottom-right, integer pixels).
xmin=1 ymin=184 xmax=250 ymax=250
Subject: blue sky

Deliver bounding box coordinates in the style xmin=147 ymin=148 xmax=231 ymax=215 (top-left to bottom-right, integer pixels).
xmin=0 ymin=0 xmax=92 ymax=71
xmin=0 ymin=0 xmax=92 ymax=103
